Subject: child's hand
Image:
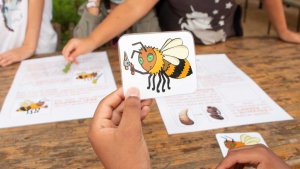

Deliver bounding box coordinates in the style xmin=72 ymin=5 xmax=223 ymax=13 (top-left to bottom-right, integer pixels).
xmin=88 ymin=87 xmax=152 ymax=169
xmin=279 ymin=29 xmax=300 ymax=44
xmin=0 ymin=45 xmax=35 ymax=67
xmin=216 ymin=144 xmax=291 ymax=169
xmin=62 ymin=37 xmax=97 ymax=65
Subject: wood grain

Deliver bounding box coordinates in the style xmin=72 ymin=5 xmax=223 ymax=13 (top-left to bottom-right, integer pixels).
xmin=0 ymin=37 xmax=299 ymax=169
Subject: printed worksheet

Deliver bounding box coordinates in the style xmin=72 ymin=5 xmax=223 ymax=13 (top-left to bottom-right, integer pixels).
xmin=156 ymin=54 xmax=293 ymax=135
xmin=0 ymin=52 xmax=117 ymax=129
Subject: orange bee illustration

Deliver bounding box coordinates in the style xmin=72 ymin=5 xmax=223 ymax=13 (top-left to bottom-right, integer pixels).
xmin=124 ymin=38 xmax=193 ymax=93
xmin=222 ymin=134 xmax=260 ymax=149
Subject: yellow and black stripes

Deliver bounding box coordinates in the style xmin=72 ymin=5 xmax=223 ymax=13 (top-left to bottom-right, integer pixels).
xmin=76 ymin=75 xmax=87 ymax=79
xmin=165 ymin=59 xmax=192 ymax=79
xmin=17 ymin=106 xmax=31 ymax=112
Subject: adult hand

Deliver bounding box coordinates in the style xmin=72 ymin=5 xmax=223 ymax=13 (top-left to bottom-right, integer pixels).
xmin=0 ymin=45 xmax=35 ymax=67
xmin=62 ymin=37 xmax=97 ymax=65
xmin=278 ymin=29 xmax=300 ymax=44
xmin=88 ymin=87 xmax=152 ymax=169
xmin=216 ymin=144 xmax=291 ymax=169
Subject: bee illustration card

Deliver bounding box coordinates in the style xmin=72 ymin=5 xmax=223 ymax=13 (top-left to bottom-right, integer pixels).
xmin=118 ymin=31 xmax=197 ymax=99
xmin=216 ymin=132 xmax=268 ymax=157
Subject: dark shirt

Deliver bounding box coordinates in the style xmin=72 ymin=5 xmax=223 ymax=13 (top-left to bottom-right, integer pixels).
xmin=157 ymin=0 xmax=238 ymax=45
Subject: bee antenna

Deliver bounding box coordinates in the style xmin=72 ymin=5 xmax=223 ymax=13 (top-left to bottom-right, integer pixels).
xmin=132 ymin=42 xmax=147 ymax=52
xmin=131 ymin=50 xmax=142 ymax=59
xmin=224 ymin=136 xmax=234 ymax=140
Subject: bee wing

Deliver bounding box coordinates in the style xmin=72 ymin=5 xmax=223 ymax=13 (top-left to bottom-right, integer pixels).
xmin=162 ymin=45 xmax=189 ymax=60
xmin=244 ymin=138 xmax=260 ymax=145
xmin=77 ymin=72 xmax=87 ymax=76
xmin=19 ymin=100 xmax=33 ymax=107
xmin=241 ymin=134 xmax=250 ymax=143
xmin=163 ymin=56 xmax=180 ymax=66
xmin=160 ymin=38 xmax=183 ymax=52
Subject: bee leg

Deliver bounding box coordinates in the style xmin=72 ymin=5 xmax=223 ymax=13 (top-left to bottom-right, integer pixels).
xmin=163 ymin=71 xmax=171 ymax=90
xmin=156 ymin=72 xmax=161 ymax=93
xmin=147 ymin=74 xmax=152 ymax=89
xmin=152 ymin=74 xmax=156 ymax=91
xmin=161 ymin=72 xmax=166 ymax=92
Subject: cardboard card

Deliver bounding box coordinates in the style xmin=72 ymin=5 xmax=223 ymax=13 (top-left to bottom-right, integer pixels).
xmin=216 ymin=132 xmax=268 ymax=157
xmin=118 ymin=31 xmax=197 ymax=99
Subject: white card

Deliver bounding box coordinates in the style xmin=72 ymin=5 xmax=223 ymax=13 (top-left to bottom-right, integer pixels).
xmin=216 ymin=132 xmax=268 ymax=157
xmin=118 ymin=31 xmax=197 ymax=99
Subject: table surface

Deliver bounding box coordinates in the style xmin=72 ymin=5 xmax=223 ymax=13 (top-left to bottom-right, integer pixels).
xmin=0 ymin=37 xmax=299 ymax=169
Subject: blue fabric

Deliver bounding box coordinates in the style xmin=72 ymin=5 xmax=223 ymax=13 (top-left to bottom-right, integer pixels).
xmin=110 ymin=0 xmax=125 ymax=4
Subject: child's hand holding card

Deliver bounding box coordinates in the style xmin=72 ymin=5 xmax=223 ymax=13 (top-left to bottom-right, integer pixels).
xmin=118 ymin=31 xmax=197 ymax=99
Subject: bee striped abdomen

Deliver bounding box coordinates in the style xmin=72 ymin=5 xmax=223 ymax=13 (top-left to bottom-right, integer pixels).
xmin=77 ymin=75 xmax=87 ymax=79
xmin=165 ymin=59 xmax=192 ymax=79
xmin=17 ymin=106 xmax=31 ymax=111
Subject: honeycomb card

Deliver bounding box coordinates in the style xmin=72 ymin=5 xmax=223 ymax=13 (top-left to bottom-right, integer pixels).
xmin=118 ymin=31 xmax=197 ymax=99
xmin=216 ymin=132 xmax=268 ymax=157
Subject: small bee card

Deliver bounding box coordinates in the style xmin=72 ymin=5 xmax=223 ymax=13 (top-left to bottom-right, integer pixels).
xmin=216 ymin=132 xmax=268 ymax=157
xmin=118 ymin=31 xmax=197 ymax=99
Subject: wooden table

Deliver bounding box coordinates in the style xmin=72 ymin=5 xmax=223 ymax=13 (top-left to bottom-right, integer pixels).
xmin=0 ymin=37 xmax=299 ymax=169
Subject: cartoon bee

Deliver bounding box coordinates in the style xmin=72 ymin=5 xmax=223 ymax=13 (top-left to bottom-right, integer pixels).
xmin=222 ymin=134 xmax=260 ymax=149
xmin=76 ymin=72 xmax=98 ymax=80
xmin=124 ymin=38 xmax=192 ymax=93
xmin=16 ymin=99 xmax=48 ymax=114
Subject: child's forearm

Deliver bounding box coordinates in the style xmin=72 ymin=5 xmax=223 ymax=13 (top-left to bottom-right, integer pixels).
xmin=262 ymin=0 xmax=288 ymax=34
xmin=22 ymin=0 xmax=45 ymax=52
xmin=88 ymin=0 xmax=158 ymax=48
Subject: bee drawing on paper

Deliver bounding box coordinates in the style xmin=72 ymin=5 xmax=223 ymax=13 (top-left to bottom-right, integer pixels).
xmin=123 ymin=38 xmax=193 ymax=93
xmin=76 ymin=72 xmax=103 ymax=84
xmin=16 ymin=99 xmax=48 ymax=114
xmin=222 ymin=134 xmax=260 ymax=149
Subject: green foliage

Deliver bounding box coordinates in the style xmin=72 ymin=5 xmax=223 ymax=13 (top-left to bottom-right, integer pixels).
xmin=52 ymin=0 xmax=85 ymax=29
xmin=52 ymin=0 xmax=85 ymax=49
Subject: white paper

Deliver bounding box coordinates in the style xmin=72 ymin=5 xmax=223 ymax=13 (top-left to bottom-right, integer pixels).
xmin=118 ymin=31 xmax=197 ymax=99
xmin=0 ymin=52 xmax=117 ymax=129
xmin=216 ymin=132 xmax=268 ymax=157
xmin=156 ymin=54 xmax=293 ymax=134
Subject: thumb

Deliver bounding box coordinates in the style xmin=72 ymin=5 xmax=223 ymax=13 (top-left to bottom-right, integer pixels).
xmin=118 ymin=87 xmax=142 ymax=134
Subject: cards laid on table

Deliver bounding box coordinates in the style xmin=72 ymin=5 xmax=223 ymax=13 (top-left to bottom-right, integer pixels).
xmin=118 ymin=31 xmax=197 ymax=99
xmin=216 ymin=132 xmax=268 ymax=157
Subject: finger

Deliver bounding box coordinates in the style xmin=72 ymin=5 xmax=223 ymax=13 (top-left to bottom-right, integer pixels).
xmin=111 ymin=99 xmax=151 ymax=125
xmin=118 ymin=87 xmax=142 ymax=134
xmin=93 ymin=87 xmax=125 ymax=122
xmin=216 ymin=148 xmax=262 ymax=169
xmin=141 ymin=106 xmax=150 ymax=121
xmin=73 ymin=59 xmax=79 ymax=65
xmin=63 ymin=41 xmax=77 ymax=62
xmin=2 ymin=60 xmax=13 ymax=67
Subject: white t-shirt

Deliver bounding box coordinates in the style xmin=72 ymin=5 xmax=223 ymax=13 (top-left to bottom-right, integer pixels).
xmin=0 ymin=0 xmax=57 ymax=54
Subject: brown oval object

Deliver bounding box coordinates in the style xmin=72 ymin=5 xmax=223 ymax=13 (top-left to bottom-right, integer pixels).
xmin=179 ymin=109 xmax=194 ymax=125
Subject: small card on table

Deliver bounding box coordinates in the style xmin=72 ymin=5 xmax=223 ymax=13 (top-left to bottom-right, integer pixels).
xmin=118 ymin=31 xmax=197 ymax=99
xmin=216 ymin=132 xmax=268 ymax=157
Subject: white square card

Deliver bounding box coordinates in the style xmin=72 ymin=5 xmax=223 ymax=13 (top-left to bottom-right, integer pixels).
xmin=118 ymin=31 xmax=197 ymax=99
xmin=216 ymin=132 xmax=268 ymax=157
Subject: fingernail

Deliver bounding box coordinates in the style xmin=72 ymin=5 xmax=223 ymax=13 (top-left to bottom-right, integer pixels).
xmin=126 ymin=87 xmax=140 ymax=98
xmin=70 ymin=57 xmax=74 ymax=61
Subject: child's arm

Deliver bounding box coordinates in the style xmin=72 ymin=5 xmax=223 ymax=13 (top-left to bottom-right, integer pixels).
xmin=0 ymin=0 xmax=45 ymax=67
xmin=216 ymin=144 xmax=291 ymax=169
xmin=262 ymin=0 xmax=300 ymax=44
xmin=62 ymin=0 xmax=158 ymax=65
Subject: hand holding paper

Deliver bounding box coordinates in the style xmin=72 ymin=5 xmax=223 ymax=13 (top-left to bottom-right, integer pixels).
xmin=88 ymin=87 xmax=152 ymax=169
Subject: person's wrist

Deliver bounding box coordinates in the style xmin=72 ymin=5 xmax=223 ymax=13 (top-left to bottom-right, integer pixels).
xmin=86 ymin=36 xmax=100 ymax=51
xmin=22 ymin=44 xmax=36 ymax=55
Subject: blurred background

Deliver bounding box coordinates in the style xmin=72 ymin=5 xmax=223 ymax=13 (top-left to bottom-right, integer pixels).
xmin=52 ymin=0 xmax=300 ymax=50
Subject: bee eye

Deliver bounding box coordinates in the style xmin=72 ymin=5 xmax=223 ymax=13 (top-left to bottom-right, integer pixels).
xmin=224 ymin=143 xmax=227 ymax=145
xmin=147 ymin=53 xmax=154 ymax=62
xmin=138 ymin=57 xmax=143 ymax=65
xmin=231 ymin=144 xmax=234 ymax=147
